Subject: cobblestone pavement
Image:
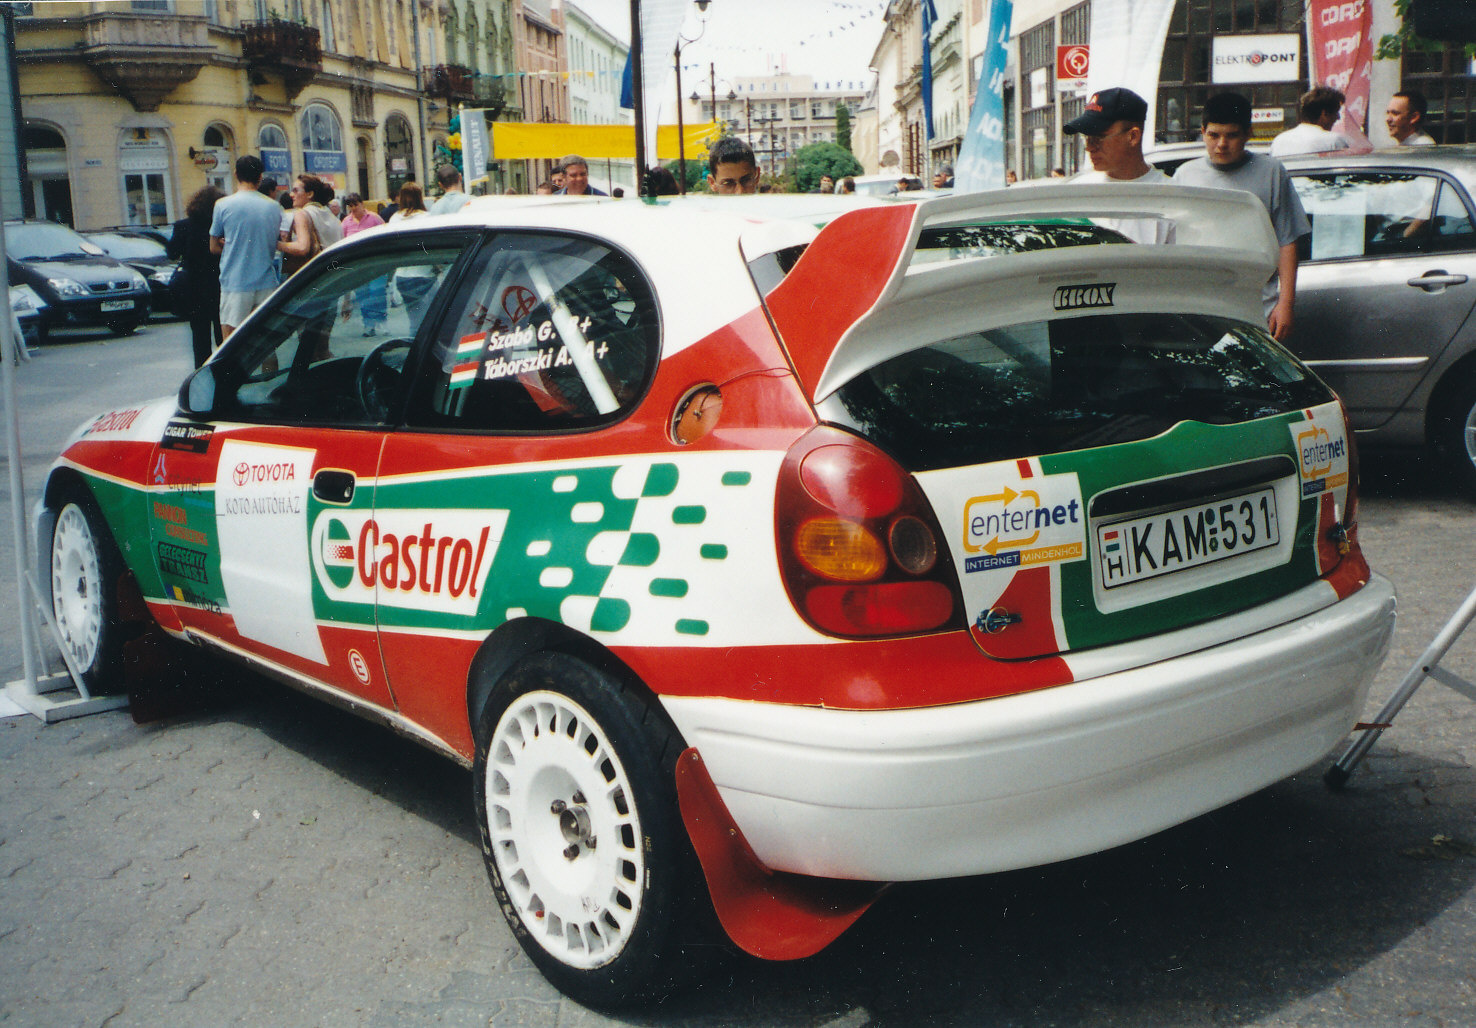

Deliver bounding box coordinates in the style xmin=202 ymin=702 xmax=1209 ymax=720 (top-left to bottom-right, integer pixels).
xmin=1 ymin=325 xmax=1473 ymax=1026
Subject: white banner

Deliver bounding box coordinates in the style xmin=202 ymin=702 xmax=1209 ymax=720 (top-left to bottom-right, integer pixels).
xmin=1085 ymin=0 xmax=1179 ymax=144
xmin=460 ymin=106 xmax=489 ymax=185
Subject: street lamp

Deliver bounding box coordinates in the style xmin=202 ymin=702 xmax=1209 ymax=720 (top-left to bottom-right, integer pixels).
xmin=673 ymin=0 xmax=713 ymax=194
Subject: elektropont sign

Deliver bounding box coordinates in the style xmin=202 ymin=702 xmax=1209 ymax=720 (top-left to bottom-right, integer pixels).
xmin=1211 ymin=33 xmax=1301 ymax=84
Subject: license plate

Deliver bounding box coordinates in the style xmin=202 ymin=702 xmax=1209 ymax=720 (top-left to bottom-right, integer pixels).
xmin=100 ymin=299 xmax=134 ymax=312
xmin=1097 ymin=487 xmax=1279 ymax=589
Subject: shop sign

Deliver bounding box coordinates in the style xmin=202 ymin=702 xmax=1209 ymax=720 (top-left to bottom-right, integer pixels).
xmin=1056 ymin=45 xmax=1089 ymax=92
xmin=261 ymin=147 xmax=292 ymax=178
xmin=1212 ymin=33 xmax=1301 ymax=84
xmin=304 ymin=150 xmax=348 ymax=175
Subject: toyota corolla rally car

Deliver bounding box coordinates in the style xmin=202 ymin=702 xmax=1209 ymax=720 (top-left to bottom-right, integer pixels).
xmin=42 ymin=187 xmax=1395 ymax=1006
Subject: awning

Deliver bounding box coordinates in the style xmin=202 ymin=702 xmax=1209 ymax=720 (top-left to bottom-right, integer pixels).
xmin=488 ymin=122 xmax=722 ymax=160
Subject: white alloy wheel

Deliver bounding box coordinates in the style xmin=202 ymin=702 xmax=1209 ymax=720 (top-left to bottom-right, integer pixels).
xmin=483 ymin=689 xmax=646 ymax=970
xmin=51 ymin=502 xmax=106 ymax=675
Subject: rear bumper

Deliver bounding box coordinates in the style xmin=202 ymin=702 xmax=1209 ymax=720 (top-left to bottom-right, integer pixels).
xmin=662 ymin=574 xmax=1396 ymax=882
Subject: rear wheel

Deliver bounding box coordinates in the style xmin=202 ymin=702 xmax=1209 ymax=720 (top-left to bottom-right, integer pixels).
xmin=49 ymin=496 xmax=126 ymax=693
xmin=472 ymin=652 xmax=701 ymax=1007
xmin=1432 ymin=374 xmax=1476 ymax=494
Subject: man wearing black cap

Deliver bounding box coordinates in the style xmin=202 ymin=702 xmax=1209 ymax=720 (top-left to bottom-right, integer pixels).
xmin=1064 ymin=87 xmax=1167 ymax=185
xmin=1173 ymin=92 xmax=1309 ymax=343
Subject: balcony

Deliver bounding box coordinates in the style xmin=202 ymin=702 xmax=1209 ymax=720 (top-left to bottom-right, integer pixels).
xmin=422 ymin=64 xmax=475 ymax=103
xmin=473 ymin=75 xmax=508 ymax=116
xmin=242 ymin=19 xmax=322 ymax=101
xmin=78 ymin=11 xmax=212 ymax=113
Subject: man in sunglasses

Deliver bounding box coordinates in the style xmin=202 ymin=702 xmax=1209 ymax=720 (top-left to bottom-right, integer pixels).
xmin=1064 ymin=87 xmax=1166 ymax=185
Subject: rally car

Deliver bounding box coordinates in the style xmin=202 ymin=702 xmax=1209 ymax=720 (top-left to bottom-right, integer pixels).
xmin=42 ymin=187 xmax=1395 ymax=1006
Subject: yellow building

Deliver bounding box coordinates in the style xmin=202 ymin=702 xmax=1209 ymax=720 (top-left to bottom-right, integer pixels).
xmin=15 ymin=1 xmax=455 ymax=229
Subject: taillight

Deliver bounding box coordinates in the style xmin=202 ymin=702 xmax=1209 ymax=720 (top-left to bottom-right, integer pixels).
xmin=776 ymin=426 xmax=964 ymax=638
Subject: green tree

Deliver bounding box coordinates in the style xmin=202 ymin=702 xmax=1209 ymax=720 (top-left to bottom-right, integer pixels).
xmin=792 ymin=141 xmax=863 ymax=193
xmin=835 ymin=103 xmax=852 ymax=153
xmin=664 ymin=158 xmax=708 ymax=193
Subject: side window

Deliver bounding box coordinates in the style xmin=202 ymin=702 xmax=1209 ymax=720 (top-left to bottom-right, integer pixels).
xmin=212 ymin=238 xmax=471 ymax=426
xmin=1431 ymin=183 xmax=1476 ymax=248
xmin=1294 ymin=172 xmax=1441 ymax=261
xmin=410 ymin=232 xmax=660 ymax=432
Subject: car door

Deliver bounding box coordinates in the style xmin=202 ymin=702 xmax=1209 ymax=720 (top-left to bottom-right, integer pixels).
xmin=148 ymin=234 xmax=475 ymax=709
xmin=1290 ymin=168 xmax=1476 ymax=430
xmin=372 ymin=230 xmax=664 ymax=748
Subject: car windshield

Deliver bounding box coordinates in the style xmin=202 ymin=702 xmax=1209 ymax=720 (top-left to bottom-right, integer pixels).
xmin=8 ymin=222 xmax=95 ymax=261
xmin=85 ymin=233 xmax=167 ymax=259
xmin=819 ymin=312 xmax=1333 ymax=472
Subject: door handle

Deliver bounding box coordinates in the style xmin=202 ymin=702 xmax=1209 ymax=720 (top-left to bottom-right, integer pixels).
xmin=1407 ymin=271 xmax=1469 ymax=291
xmin=313 ymin=469 xmax=355 ymax=504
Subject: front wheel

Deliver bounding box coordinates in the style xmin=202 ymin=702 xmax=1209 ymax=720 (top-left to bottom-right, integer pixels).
xmin=1432 ymin=374 xmax=1476 ymax=494
xmin=472 ymin=653 xmax=701 ymax=1007
xmin=50 ymin=497 xmax=127 ymax=693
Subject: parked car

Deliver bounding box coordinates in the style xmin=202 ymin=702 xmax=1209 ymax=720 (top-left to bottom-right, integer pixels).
xmin=92 ymin=224 xmax=172 ymax=249
xmin=5 ymin=220 xmax=151 ymax=337
xmin=82 ymin=230 xmax=179 ymax=317
xmin=1281 ymin=147 xmax=1476 ymax=490
xmin=40 ymin=188 xmax=1394 ymax=1006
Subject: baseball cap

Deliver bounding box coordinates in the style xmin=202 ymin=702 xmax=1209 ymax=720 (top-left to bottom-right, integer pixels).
xmin=1064 ymin=88 xmax=1149 ymax=135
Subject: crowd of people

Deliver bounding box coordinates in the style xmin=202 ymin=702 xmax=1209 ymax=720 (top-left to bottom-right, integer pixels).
xmin=176 ymin=86 xmax=1440 ymax=368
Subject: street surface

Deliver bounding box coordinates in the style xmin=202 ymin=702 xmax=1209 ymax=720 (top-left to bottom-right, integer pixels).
xmin=1 ymin=320 xmax=1474 ymax=1026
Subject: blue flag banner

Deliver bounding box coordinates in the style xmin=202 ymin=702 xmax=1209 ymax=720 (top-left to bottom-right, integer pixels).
xmin=619 ymin=49 xmax=635 ymax=109
xmin=953 ymin=0 xmax=1012 ymax=193
xmin=921 ymin=0 xmax=937 ymax=140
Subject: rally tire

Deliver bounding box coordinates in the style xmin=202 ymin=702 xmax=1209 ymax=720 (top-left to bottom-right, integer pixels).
xmin=49 ymin=495 xmax=127 ymax=694
xmin=472 ymin=652 xmax=703 ymax=1007
xmin=1432 ymin=372 xmax=1476 ymax=495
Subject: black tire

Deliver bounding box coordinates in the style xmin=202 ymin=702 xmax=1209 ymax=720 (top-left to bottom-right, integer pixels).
xmin=1432 ymin=374 xmax=1476 ymax=495
xmin=472 ymin=652 xmax=705 ymax=1008
xmin=49 ymin=494 xmax=128 ymax=694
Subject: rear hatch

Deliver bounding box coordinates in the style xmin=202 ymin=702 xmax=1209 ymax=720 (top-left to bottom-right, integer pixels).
xmin=763 ymin=186 xmax=1355 ymax=660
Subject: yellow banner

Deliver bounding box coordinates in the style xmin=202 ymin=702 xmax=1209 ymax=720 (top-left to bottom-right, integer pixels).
xmin=488 ymin=122 xmax=721 ymax=160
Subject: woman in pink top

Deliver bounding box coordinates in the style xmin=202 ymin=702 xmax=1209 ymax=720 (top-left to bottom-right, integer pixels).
xmin=341 ymin=192 xmax=386 ymax=334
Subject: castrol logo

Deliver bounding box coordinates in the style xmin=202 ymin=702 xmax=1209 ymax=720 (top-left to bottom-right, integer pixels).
xmin=310 ymin=508 xmax=509 ymax=617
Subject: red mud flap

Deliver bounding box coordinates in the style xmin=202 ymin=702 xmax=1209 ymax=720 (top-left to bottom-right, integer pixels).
xmin=674 ymin=747 xmax=887 ymax=960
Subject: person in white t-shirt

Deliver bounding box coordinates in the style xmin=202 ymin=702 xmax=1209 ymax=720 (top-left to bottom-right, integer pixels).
xmin=1270 ymin=86 xmax=1352 ymax=157
xmin=1387 ymin=89 xmax=1437 ymax=146
xmin=1063 ymin=87 xmax=1173 ymax=244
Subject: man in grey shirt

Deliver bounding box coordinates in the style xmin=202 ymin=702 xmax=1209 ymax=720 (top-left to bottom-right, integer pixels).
xmin=1174 ymin=92 xmax=1309 ymax=342
xmin=429 ymin=164 xmax=472 ymax=215
xmin=209 ymin=154 xmax=284 ymax=340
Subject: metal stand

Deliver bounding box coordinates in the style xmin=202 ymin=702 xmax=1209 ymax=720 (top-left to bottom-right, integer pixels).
xmin=2 ymin=568 xmax=128 ymax=723
xmin=1326 ymin=583 xmax=1476 ymax=789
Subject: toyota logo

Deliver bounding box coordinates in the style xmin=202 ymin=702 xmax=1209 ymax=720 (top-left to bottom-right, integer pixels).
xmin=233 ymin=461 xmax=250 ymax=486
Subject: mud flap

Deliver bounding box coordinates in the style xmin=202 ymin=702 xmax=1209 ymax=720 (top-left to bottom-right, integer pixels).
xmin=674 ymin=747 xmax=887 ymax=960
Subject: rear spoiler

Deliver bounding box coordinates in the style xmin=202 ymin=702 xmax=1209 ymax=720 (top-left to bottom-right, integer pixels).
xmin=764 ymin=184 xmax=1281 ymax=403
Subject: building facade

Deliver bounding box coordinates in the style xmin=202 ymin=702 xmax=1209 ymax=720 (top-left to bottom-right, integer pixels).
xmin=956 ymin=0 xmax=1470 ymax=184
xmin=687 ymin=73 xmax=868 ymax=180
xmin=14 ymin=0 xmax=462 ymax=228
xmin=512 ymin=0 xmax=566 ymax=189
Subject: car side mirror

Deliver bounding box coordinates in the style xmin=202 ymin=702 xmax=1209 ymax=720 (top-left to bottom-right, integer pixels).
xmin=79 ymin=241 xmax=106 ymax=257
xmin=179 ymin=365 xmax=216 ymax=416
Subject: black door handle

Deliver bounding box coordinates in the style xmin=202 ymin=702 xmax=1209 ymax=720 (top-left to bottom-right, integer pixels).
xmin=313 ymin=469 xmax=355 ymax=504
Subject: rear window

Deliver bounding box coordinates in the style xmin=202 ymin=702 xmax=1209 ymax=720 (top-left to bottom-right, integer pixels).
xmin=818 ymin=313 xmax=1333 ymax=472
xmin=912 ymin=221 xmax=1130 ymax=265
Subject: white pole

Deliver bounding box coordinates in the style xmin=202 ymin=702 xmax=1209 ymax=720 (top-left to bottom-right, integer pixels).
xmin=0 ymin=215 xmax=40 ymax=701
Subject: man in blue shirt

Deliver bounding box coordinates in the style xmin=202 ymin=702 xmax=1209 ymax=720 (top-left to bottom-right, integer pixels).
xmin=209 ymin=155 xmax=284 ymax=340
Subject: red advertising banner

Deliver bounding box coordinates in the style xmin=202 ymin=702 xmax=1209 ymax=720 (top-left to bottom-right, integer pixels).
xmin=1056 ymin=44 xmax=1090 ymax=87
xmin=1308 ymin=0 xmax=1373 ymax=151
